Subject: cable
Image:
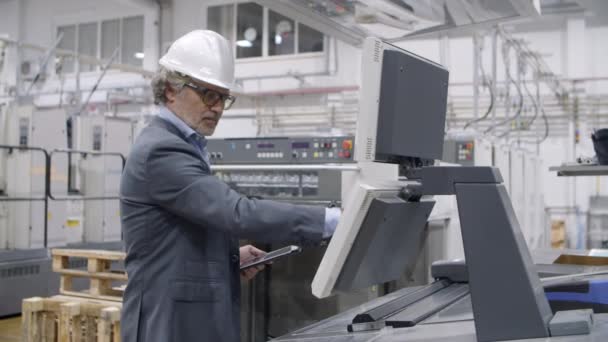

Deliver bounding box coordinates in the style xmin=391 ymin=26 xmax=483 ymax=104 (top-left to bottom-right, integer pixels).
xmin=499 ymin=79 xmax=549 ymax=144
xmin=464 ymin=34 xmax=495 ymax=130
xmin=484 ymin=42 xmax=524 ymax=134
xmin=463 ymin=61 xmax=494 ymax=130
xmin=56 ymin=56 xmax=65 ymax=107
xmin=522 ymin=79 xmax=538 ymax=127
xmin=489 ymin=73 xmax=524 ymax=135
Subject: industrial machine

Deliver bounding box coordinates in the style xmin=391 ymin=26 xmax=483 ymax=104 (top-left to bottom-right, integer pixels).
xmin=587 ymin=196 xmax=608 ymax=249
xmin=277 ymin=37 xmax=608 ymax=342
xmin=66 ymin=115 xmax=131 ymax=247
xmin=208 ymin=136 xmax=356 ymax=203
xmin=207 ymin=136 xmax=454 ymax=340
xmin=207 ymin=136 xmax=373 ymax=340
xmin=0 ymin=103 xmax=130 ymax=316
xmin=0 ymin=103 xmax=69 ymax=316
xmin=442 ymin=135 xmax=492 ymax=167
xmin=443 ymin=134 xmax=546 ymax=250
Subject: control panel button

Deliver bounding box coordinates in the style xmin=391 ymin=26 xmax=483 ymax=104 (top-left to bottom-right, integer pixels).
xmin=328 ymin=152 xmax=334 ymax=158
xmin=332 ymin=142 xmax=337 ymax=148
xmin=313 ymin=152 xmax=319 ymax=158
xmin=313 ymin=142 xmax=319 ymax=148
xmin=343 ymin=150 xmax=351 ymax=158
xmin=342 ymin=140 xmax=353 ymax=150
xmin=302 ymin=152 xmax=308 ymax=158
xmin=292 ymin=151 xmax=298 ymax=158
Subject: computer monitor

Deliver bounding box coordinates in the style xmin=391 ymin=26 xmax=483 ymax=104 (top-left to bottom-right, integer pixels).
xmin=312 ymin=37 xmax=449 ymax=298
xmin=354 ymin=37 xmax=449 ymax=165
xmin=311 ymin=180 xmax=435 ymax=298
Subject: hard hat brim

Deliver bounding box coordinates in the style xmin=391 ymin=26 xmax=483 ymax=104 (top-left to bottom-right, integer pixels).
xmin=159 ymin=58 xmax=239 ymax=93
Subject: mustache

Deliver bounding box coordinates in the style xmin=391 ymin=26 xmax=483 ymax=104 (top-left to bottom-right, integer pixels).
xmin=201 ymin=111 xmax=220 ymax=120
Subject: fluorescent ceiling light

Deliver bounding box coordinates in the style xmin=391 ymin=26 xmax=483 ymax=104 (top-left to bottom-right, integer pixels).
xmin=134 ymin=52 xmax=145 ymax=59
xmin=236 ymin=40 xmax=253 ymax=47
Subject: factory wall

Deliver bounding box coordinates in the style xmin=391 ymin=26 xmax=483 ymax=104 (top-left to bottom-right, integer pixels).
xmin=0 ymin=0 xmax=157 ymax=110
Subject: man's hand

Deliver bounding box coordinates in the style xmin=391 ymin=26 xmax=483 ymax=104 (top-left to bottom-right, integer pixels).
xmin=324 ymin=207 xmax=341 ymax=238
xmin=239 ymin=245 xmax=267 ymax=280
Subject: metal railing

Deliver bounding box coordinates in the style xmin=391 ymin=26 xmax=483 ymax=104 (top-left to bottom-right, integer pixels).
xmin=0 ymin=145 xmax=126 ymax=247
xmin=0 ymin=144 xmax=50 ymax=246
xmin=48 ymin=149 xmax=126 ymax=200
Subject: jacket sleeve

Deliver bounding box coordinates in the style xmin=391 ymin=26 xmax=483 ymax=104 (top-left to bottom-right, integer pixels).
xmin=145 ymin=141 xmax=325 ymax=245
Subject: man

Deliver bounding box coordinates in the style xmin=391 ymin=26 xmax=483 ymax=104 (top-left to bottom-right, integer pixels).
xmin=120 ymin=30 xmax=341 ymax=342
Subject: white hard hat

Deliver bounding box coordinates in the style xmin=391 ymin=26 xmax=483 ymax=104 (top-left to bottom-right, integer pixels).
xmin=159 ymin=30 xmax=236 ymax=91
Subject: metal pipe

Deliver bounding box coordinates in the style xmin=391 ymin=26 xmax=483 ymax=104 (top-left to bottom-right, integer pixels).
xmin=24 ymin=32 xmax=64 ymax=97
xmin=0 ymin=36 xmax=155 ymax=77
xmin=0 ymin=84 xmax=150 ymax=100
xmin=78 ymin=47 xmax=120 ymax=114
xmin=473 ymin=34 xmax=480 ymax=120
xmin=242 ymin=85 xmax=358 ymax=97
xmin=449 ymin=75 xmax=608 ymax=86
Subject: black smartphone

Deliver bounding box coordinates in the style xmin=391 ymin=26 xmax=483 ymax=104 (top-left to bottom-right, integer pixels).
xmin=239 ymin=245 xmax=302 ymax=270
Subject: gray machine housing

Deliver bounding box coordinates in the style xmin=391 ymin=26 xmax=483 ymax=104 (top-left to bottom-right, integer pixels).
xmin=374 ymin=49 xmax=449 ymax=164
xmin=335 ymin=197 xmax=434 ymax=292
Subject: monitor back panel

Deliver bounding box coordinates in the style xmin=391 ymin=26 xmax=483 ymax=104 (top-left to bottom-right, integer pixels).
xmin=375 ymin=49 xmax=449 ymax=162
xmin=335 ymin=197 xmax=435 ymax=292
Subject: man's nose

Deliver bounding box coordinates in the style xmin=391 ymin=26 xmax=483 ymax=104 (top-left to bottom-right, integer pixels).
xmin=211 ymin=99 xmax=224 ymax=113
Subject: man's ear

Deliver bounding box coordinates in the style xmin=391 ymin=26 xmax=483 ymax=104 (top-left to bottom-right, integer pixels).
xmin=165 ymin=83 xmax=178 ymax=104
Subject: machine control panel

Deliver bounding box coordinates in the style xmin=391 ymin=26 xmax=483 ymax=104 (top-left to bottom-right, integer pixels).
xmin=442 ymin=139 xmax=475 ymax=166
xmin=207 ymin=136 xmax=355 ymax=164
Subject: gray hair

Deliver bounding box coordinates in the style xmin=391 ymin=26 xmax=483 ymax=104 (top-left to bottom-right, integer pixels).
xmin=151 ymin=67 xmax=189 ymax=105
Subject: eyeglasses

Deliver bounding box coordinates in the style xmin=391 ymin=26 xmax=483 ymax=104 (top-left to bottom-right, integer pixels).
xmin=185 ymin=82 xmax=236 ymax=110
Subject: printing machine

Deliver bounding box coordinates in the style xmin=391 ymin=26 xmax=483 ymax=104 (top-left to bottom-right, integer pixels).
xmin=274 ymin=37 xmax=608 ymax=341
xmin=0 ymin=102 xmax=129 ymax=316
xmin=205 ymin=137 xmax=458 ymax=341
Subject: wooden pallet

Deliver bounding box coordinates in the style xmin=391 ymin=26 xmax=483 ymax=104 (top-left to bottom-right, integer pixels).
xmin=22 ymin=296 xmax=122 ymax=342
xmin=51 ymin=249 xmax=127 ymax=302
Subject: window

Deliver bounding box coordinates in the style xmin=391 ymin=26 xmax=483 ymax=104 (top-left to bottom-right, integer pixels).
xmin=57 ymin=25 xmax=76 ymax=73
xmin=56 ymin=15 xmax=144 ymax=72
xmin=78 ymin=22 xmax=98 ymax=72
xmin=207 ymin=2 xmax=325 ymax=59
xmin=122 ymin=16 xmax=144 ymax=67
xmin=207 ymin=4 xmax=234 ymax=43
xmin=298 ymin=23 xmax=324 ymax=53
xmin=269 ymin=11 xmax=294 ymax=56
xmin=236 ymin=2 xmax=263 ymax=58
xmin=101 ymin=19 xmax=120 ymax=60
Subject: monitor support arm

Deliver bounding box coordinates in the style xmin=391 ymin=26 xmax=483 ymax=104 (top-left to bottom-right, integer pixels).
xmin=403 ymin=166 xmax=553 ymax=342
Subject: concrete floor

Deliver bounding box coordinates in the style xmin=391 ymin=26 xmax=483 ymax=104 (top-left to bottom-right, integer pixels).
xmin=0 ymin=316 xmax=21 ymax=342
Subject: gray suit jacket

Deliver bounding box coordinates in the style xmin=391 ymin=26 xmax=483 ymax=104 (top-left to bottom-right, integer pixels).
xmin=120 ymin=117 xmax=325 ymax=342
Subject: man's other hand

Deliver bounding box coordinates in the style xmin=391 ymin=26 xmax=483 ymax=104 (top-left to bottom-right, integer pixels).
xmin=240 ymin=245 xmax=266 ymax=280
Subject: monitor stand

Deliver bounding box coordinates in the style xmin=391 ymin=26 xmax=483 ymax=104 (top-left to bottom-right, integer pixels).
xmin=403 ymin=166 xmax=553 ymax=341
